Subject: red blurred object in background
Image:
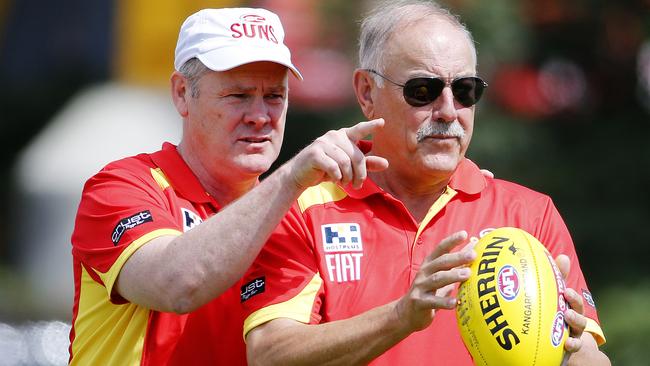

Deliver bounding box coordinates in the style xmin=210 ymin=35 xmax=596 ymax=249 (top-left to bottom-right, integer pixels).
xmin=491 ymin=65 xmax=552 ymax=120
xmin=491 ymin=60 xmax=587 ymax=120
xmin=258 ymin=0 xmax=355 ymax=110
xmin=289 ymin=49 xmax=354 ymax=109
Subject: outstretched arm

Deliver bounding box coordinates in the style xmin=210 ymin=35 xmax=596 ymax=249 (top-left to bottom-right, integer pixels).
xmin=116 ymin=119 xmax=388 ymax=313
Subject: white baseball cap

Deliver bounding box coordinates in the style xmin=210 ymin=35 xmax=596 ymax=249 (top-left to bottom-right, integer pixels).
xmin=174 ymin=8 xmax=303 ymax=80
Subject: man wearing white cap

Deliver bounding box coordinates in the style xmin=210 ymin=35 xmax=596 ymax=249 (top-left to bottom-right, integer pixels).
xmin=68 ymin=7 xmax=387 ymax=365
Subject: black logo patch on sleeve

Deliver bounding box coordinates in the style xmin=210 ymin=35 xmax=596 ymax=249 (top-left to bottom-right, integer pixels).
xmin=241 ymin=276 xmax=266 ymax=302
xmin=111 ymin=210 xmax=153 ymax=245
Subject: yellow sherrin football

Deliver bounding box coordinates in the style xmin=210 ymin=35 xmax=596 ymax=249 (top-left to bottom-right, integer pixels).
xmin=456 ymin=227 xmax=568 ymax=365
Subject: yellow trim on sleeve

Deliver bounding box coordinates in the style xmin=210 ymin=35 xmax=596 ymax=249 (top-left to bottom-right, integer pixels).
xmin=298 ymin=183 xmax=348 ymax=213
xmin=414 ymin=186 xmax=457 ymax=242
xmin=243 ymin=273 xmax=324 ymax=340
xmin=95 ymin=228 xmax=183 ymax=298
xmin=150 ymin=167 xmax=171 ymax=190
xmin=585 ymin=318 xmax=606 ymax=346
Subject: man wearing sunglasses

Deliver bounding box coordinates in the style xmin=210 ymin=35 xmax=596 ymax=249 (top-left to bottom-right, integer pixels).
xmin=241 ymin=1 xmax=610 ymax=365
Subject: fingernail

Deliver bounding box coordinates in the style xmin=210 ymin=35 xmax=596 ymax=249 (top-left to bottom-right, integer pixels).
xmin=465 ymin=250 xmax=476 ymax=260
xmin=567 ymin=309 xmax=576 ymax=321
xmin=565 ymin=338 xmax=574 ymax=350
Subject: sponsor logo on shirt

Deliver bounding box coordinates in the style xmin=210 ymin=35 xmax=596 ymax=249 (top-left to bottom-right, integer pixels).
xmin=321 ymin=223 xmax=363 ymax=283
xmin=111 ymin=210 xmax=153 ymax=245
xmin=241 ymin=276 xmax=265 ymax=302
xmin=321 ymin=223 xmax=363 ymax=252
xmin=182 ymin=208 xmax=203 ymax=232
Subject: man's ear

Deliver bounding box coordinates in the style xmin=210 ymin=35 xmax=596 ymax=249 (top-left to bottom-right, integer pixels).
xmin=170 ymin=71 xmax=190 ymax=117
xmin=353 ymin=69 xmax=376 ymax=119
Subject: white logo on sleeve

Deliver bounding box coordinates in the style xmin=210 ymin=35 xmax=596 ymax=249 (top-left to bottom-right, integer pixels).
xmin=321 ymin=223 xmax=363 ymax=283
xmin=181 ymin=208 xmax=203 ymax=232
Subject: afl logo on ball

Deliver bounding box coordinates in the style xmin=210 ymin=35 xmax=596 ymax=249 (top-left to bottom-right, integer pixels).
xmin=497 ymin=265 xmax=520 ymax=301
xmin=551 ymin=312 xmax=566 ymax=347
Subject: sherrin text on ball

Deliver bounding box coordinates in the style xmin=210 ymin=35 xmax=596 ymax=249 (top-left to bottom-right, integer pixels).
xmin=456 ymin=227 xmax=568 ymax=366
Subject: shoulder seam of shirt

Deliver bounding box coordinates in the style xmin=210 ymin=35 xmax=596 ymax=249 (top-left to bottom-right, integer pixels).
xmin=297 ymin=182 xmax=348 ymax=213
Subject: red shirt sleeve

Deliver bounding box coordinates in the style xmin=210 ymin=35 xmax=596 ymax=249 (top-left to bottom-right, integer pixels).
xmin=529 ymin=195 xmax=600 ymax=326
xmin=241 ymin=203 xmax=324 ymax=333
xmin=71 ymin=161 xmax=182 ymax=302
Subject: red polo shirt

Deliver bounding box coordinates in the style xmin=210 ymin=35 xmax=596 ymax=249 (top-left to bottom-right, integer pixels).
xmin=70 ymin=142 xmax=245 ymax=365
xmin=241 ymin=158 xmax=604 ymax=365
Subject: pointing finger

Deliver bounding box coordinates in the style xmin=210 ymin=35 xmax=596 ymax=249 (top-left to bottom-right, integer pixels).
xmin=365 ymin=156 xmax=389 ymax=172
xmin=344 ymin=118 xmax=384 ymax=142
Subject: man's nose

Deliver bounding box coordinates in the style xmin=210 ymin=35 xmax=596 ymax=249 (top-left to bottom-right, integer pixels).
xmin=431 ymin=87 xmax=458 ymax=123
xmin=244 ymin=96 xmax=271 ymax=127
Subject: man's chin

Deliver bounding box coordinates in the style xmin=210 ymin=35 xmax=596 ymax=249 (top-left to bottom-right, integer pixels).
xmin=421 ymin=154 xmax=462 ymax=174
xmin=234 ymin=156 xmax=276 ymax=176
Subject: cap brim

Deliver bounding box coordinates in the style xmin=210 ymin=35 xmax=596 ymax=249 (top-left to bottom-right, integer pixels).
xmin=197 ymin=46 xmax=303 ymax=81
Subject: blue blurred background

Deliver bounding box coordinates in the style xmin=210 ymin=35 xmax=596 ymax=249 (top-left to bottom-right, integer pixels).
xmin=0 ymin=0 xmax=649 ymax=364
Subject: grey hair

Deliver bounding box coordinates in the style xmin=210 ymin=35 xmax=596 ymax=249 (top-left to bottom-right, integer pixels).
xmin=358 ymin=0 xmax=477 ymax=86
xmin=178 ymin=58 xmax=211 ymax=98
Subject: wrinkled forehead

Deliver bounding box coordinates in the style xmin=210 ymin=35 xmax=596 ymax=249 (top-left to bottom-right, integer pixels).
xmin=383 ymin=17 xmax=476 ymax=76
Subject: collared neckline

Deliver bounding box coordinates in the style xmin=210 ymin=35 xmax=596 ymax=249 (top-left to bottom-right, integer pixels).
xmin=150 ymin=142 xmax=214 ymax=204
xmin=344 ymin=176 xmax=383 ymax=200
xmin=342 ymin=157 xmax=487 ymax=199
xmin=448 ymin=158 xmax=487 ymax=195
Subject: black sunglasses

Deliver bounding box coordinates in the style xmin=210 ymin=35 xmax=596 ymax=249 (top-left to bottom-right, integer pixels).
xmin=366 ymin=69 xmax=488 ymax=108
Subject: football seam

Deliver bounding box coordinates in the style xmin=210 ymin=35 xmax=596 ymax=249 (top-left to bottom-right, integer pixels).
xmin=468 ymin=281 xmax=489 ymax=366
xmin=528 ymin=234 xmax=542 ymax=366
xmin=474 ymin=331 xmax=488 ymax=366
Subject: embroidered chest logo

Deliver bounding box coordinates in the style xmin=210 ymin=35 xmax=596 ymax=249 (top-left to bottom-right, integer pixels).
xmin=321 ymin=223 xmax=363 ymax=283
xmin=182 ymin=208 xmax=203 ymax=232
